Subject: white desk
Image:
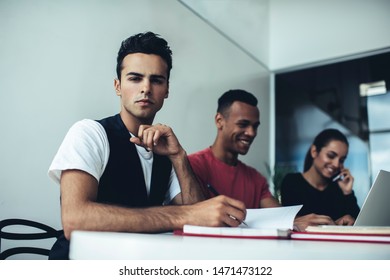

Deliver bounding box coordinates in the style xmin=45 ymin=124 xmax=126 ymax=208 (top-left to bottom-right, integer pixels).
xmin=69 ymin=230 xmax=390 ymax=260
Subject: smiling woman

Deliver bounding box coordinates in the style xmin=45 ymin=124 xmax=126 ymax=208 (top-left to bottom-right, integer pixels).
xmin=280 ymin=129 xmax=361 ymax=225
xmin=275 ymin=51 xmax=390 ymax=210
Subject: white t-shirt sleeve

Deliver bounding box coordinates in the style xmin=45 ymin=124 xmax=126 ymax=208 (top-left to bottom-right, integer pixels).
xmin=48 ymin=119 xmax=109 ymax=184
xmin=164 ymin=168 xmax=181 ymax=204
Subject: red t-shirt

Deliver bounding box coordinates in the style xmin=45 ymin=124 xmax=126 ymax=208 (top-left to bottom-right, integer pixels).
xmin=188 ymin=148 xmax=272 ymax=208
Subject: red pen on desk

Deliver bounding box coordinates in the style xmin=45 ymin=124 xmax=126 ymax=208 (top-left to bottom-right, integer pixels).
xmin=207 ymin=183 xmax=248 ymax=227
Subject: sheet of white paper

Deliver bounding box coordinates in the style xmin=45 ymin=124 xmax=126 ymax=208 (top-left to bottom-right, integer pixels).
xmin=241 ymin=205 xmax=303 ymax=229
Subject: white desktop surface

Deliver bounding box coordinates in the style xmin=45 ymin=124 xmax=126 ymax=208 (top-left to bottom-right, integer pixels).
xmin=69 ymin=230 xmax=390 ymax=260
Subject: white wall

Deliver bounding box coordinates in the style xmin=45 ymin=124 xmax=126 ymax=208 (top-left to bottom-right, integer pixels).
xmin=0 ymin=0 xmax=269 ymax=257
xmin=269 ymin=0 xmax=390 ymax=70
xmin=180 ymin=0 xmax=270 ymax=67
xmin=180 ymin=0 xmax=390 ymax=71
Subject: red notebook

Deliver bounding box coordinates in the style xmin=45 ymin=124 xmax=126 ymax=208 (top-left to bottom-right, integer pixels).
xmin=175 ymin=226 xmax=291 ymax=239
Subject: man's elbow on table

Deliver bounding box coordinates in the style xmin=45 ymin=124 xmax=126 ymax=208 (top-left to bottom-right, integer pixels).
xmin=61 ymin=211 xmax=84 ymax=240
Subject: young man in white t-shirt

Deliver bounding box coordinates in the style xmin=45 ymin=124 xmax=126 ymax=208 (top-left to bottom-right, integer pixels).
xmin=48 ymin=32 xmax=246 ymax=259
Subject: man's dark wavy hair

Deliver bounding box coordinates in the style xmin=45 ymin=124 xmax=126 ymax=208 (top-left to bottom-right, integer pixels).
xmin=116 ymin=31 xmax=173 ymax=81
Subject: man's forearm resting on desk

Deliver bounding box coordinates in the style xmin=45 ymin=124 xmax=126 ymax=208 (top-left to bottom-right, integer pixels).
xmin=60 ymin=169 xmax=246 ymax=239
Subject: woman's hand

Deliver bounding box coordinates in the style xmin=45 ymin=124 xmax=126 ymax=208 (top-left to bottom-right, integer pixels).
xmin=337 ymin=168 xmax=354 ymax=195
xmin=336 ymin=214 xmax=355 ymax=225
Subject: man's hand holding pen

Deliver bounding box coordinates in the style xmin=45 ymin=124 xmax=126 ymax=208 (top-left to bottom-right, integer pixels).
xmin=130 ymin=124 xmax=183 ymax=157
xmin=206 ymin=184 xmax=248 ymax=227
xmin=186 ymin=195 xmax=247 ymax=228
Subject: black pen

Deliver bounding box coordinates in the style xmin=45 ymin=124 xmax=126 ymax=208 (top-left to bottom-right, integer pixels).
xmin=207 ymin=183 xmax=220 ymax=197
xmin=206 ymin=184 xmax=248 ymax=227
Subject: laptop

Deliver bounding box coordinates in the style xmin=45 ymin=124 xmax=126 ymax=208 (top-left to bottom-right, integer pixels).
xmin=301 ymin=169 xmax=390 ymax=235
xmin=354 ymin=169 xmax=390 ymax=226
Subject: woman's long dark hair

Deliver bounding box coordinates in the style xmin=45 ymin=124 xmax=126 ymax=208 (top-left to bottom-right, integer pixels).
xmin=303 ymin=129 xmax=349 ymax=172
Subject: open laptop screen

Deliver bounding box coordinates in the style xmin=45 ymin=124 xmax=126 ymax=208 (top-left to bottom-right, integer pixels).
xmin=354 ymin=169 xmax=390 ymax=226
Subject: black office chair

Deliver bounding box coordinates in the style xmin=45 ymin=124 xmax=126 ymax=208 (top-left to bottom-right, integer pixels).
xmin=0 ymin=218 xmax=63 ymax=260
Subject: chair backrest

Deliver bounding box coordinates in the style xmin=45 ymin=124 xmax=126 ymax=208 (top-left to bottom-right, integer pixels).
xmin=0 ymin=218 xmax=63 ymax=260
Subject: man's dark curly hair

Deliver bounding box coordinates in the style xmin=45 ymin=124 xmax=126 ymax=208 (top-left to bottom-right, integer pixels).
xmin=217 ymin=89 xmax=258 ymax=117
xmin=116 ymin=31 xmax=173 ymax=81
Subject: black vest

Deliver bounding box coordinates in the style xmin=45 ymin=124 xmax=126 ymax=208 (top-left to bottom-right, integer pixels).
xmin=97 ymin=114 xmax=172 ymax=207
